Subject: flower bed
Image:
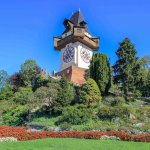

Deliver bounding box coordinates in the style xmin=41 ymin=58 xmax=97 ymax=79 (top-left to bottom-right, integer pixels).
xmin=0 ymin=126 xmax=149 ymax=142
xmin=0 ymin=137 xmax=17 ymax=142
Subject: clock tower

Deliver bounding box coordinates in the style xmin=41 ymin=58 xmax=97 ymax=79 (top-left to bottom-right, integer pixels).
xmin=54 ymin=10 xmax=99 ymax=84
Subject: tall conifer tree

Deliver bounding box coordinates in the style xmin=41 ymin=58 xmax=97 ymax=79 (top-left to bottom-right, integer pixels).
xmin=90 ymin=53 xmax=111 ymax=95
xmin=113 ymin=38 xmax=140 ymax=100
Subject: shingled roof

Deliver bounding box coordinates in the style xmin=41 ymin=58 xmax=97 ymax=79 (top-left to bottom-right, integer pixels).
xmin=70 ymin=10 xmax=85 ymax=25
xmin=65 ymin=10 xmax=89 ymax=33
xmin=63 ymin=10 xmax=90 ymax=34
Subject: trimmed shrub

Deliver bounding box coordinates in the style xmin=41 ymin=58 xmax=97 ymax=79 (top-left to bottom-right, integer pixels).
xmin=60 ymin=105 xmax=92 ymax=125
xmin=79 ymin=78 xmax=101 ymax=107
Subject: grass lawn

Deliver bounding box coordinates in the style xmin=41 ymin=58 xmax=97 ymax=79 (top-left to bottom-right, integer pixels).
xmin=0 ymin=138 xmax=149 ymax=150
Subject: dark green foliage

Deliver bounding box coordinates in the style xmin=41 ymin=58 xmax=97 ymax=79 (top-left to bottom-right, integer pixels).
xmin=113 ymin=38 xmax=140 ymax=100
xmin=32 ymin=74 xmax=50 ymax=91
xmin=79 ymin=78 xmax=101 ymax=107
xmin=60 ymin=105 xmax=92 ymax=125
xmin=53 ymin=76 xmax=75 ymax=114
xmin=2 ymin=105 xmax=29 ymax=126
xmin=90 ymin=53 xmax=111 ymax=95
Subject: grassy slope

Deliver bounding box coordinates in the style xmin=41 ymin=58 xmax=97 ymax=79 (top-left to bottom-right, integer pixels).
xmin=0 ymin=138 xmax=149 ymax=150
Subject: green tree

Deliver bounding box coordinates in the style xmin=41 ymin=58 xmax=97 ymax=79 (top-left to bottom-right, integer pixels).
xmin=90 ymin=53 xmax=111 ymax=95
xmin=135 ymin=56 xmax=150 ymax=96
xmin=0 ymin=83 xmax=13 ymax=101
xmin=0 ymin=70 xmax=8 ymax=91
xmin=32 ymin=74 xmax=51 ymax=91
xmin=20 ymin=59 xmax=40 ymax=87
xmin=139 ymin=68 xmax=150 ymax=97
xmin=8 ymin=72 xmax=23 ymax=92
xmin=31 ymin=82 xmax=59 ymax=109
xmin=113 ymin=38 xmax=140 ymax=100
xmin=13 ymin=87 xmax=33 ymax=105
xmin=53 ymin=76 xmax=75 ymax=114
xmin=79 ymin=78 xmax=101 ymax=107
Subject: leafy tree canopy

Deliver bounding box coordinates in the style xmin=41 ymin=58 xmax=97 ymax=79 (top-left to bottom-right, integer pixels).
xmin=20 ymin=59 xmax=41 ymax=87
xmin=13 ymin=87 xmax=33 ymax=105
xmin=31 ymin=82 xmax=59 ymax=109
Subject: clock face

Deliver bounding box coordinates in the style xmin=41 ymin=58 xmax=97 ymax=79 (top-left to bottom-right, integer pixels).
xmin=63 ymin=46 xmax=74 ymax=63
xmin=80 ymin=48 xmax=91 ymax=63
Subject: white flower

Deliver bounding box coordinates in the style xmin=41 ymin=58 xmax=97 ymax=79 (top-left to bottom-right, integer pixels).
xmin=0 ymin=137 xmax=17 ymax=142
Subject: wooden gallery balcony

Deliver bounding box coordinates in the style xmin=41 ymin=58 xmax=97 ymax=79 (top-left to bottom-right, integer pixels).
xmin=54 ymin=27 xmax=99 ymax=50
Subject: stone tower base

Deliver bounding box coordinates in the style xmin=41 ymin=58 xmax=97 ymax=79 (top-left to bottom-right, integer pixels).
xmin=55 ymin=66 xmax=86 ymax=85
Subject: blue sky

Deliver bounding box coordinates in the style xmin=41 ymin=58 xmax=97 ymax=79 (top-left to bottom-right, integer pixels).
xmin=0 ymin=0 xmax=150 ymax=75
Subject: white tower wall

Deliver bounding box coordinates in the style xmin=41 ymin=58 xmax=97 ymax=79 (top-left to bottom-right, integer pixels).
xmin=60 ymin=42 xmax=93 ymax=70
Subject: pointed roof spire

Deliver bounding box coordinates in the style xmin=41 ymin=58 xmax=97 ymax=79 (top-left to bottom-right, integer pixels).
xmin=62 ymin=10 xmax=91 ymax=34
xmin=70 ymin=10 xmax=85 ymax=26
xmin=69 ymin=10 xmax=90 ymax=33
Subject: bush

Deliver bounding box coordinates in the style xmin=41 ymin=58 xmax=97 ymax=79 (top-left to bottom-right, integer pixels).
xmin=136 ymin=106 xmax=150 ymax=121
xmin=53 ymin=76 xmax=75 ymax=114
xmin=97 ymin=105 xmax=114 ymax=120
xmin=97 ymin=104 xmax=134 ymax=120
xmin=112 ymin=97 xmax=125 ymax=106
xmin=2 ymin=105 xmax=29 ymax=126
xmin=79 ymin=78 xmax=101 ymax=107
xmin=60 ymin=122 xmax=72 ymax=131
xmin=13 ymin=87 xmax=33 ymax=105
xmin=60 ymin=105 xmax=92 ymax=125
xmin=103 ymin=96 xmax=125 ymax=106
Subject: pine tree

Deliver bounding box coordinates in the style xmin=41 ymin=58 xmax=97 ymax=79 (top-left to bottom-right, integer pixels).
xmin=90 ymin=53 xmax=111 ymax=95
xmin=113 ymin=38 xmax=140 ymax=100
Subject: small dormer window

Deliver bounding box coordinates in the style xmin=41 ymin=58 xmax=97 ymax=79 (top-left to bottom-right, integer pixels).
xmin=80 ymin=21 xmax=86 ymax=27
